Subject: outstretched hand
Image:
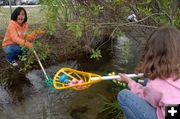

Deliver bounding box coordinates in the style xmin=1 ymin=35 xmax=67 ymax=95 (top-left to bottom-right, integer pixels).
xmin=34 ymin=27 xmax=46 ymax=35
xmin=117 ymin=73 xmax=133 ymax=84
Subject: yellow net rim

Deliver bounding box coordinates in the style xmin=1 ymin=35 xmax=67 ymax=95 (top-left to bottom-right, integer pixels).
xmin=53 ymin=68 xmax=102 ymax=90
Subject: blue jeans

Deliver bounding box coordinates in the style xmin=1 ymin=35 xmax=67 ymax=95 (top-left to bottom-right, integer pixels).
xmin=3 ymin=44 xmax=22 ymax=63
xmin=117 ymin=89 xmax=158 ymax=119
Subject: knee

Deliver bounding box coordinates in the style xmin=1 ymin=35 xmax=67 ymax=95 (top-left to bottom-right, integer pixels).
xmin=14 ymin=46 xmax=21 ymax=53
xmin=117 ymin=89 xmax=130 ymax=104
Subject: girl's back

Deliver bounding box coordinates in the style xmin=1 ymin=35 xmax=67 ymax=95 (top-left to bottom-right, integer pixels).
xmin=135 ymin=26 xmax=180 ymax=119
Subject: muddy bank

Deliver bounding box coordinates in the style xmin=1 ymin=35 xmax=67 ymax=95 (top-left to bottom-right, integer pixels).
xmin=0 ymin=35 xmax=85 ymax=79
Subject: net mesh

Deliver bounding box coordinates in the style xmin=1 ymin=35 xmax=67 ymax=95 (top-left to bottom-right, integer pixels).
xmin=53 ymin=68 xmax=102 ymax=90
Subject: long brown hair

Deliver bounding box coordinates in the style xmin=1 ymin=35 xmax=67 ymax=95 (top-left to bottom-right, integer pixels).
xmin=136 ymin=26 xmax=180 ymax=80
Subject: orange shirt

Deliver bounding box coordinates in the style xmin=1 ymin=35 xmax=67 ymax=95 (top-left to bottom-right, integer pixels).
xmin=2 ymin=20 xmax=38 ymax=48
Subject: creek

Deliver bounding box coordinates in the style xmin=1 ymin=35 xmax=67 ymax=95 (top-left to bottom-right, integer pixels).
xmin=0 ymin=35 xmax=141 ymax=119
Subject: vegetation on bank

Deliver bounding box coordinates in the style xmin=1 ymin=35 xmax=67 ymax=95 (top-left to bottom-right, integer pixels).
xmin=1 ymin=0 xmax=179 ymax=72
xmin=41 ymin=0 xmax=179 ymax=55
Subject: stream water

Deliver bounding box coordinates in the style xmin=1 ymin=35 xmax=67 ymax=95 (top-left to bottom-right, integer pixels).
xmin=0 ymin=36 xmax=141 ymax=119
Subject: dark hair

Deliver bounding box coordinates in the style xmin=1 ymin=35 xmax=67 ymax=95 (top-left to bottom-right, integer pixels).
xmin=136 ymin=26 xmax=180 ymax=80
xmin=11 ymin=7 xmax=27 ymax=23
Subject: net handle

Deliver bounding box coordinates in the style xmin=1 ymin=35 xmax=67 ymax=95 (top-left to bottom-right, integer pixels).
xmin=33 ymin=49 xmax=49 ymax=80
xmin=90 ymin=73 xmax=144 ymax=80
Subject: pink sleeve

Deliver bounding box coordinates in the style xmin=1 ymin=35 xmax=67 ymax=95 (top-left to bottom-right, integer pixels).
xmin=128 ymin=80 xmax=145 ymax=98
xmin=128 ymin=80 xmax=162 ymax=108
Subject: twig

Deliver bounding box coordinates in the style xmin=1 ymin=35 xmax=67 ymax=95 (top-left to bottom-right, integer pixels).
xmin=122 ymin=0 xmax=139 ymax=18
xmin=162 ymin=11 xmax=173 ymax=25
xmin=97 ymin=26 xmax=119 ymax=49
xmin=63 ymin=12 xmax=164 ymax=28
xmin=97 ymin=0 xmax=114 ymax=10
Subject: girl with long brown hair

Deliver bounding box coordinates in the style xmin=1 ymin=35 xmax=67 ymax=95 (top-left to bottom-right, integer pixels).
xmin=117 ymin=26 xmax=180 ymax=119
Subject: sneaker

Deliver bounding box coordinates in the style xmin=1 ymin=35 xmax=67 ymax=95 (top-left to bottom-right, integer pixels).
xmin=11 ymin=61 xmax=18 ymax=67
xmin=7 ymin=60 xmax=18 ymax=67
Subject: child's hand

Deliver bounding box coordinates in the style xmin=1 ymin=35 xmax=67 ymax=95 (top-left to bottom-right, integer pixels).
xmin=25 ymin=42 xmax=33 ymax=48
xmin=117 ymin=73 xmax=132 ymax=84
xmin=35 ymin=27 xmax=45 ymax=35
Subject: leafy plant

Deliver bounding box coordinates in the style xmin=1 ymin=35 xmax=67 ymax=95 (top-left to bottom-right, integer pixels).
xmin=90 ymin=49 xmax=102 ymax=60
xmin=41 ymin=0 xmax=60 ymax=34
xmin=67 ymin=21 xmax=83 ymax=40
xmin=135 ymin=0 xmax=180 ymax=27
xmin=18 ymin=40 xmax=49 ymax=72
xmin=40 ymin=0 xmax=180 ymax=59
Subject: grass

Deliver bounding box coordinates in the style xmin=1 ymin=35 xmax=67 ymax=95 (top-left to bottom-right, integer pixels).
xmin=0 ymin=6 xmax=46 ymax=37
xmin=98 ymin=93 xmax=125 ymax=119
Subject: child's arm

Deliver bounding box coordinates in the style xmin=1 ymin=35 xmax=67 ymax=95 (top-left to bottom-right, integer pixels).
xmin=9 ymin=24 xmax=32 ymax=48
xmin=128 ymin=80 xmax=146 ymax=97
xmin=26 ymin=28 xmax=45 ymax=41
xmin=128 ymin=80 xmax=162 ymax=108
xmin=119 ymin=73 xmax=162 ymax=108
